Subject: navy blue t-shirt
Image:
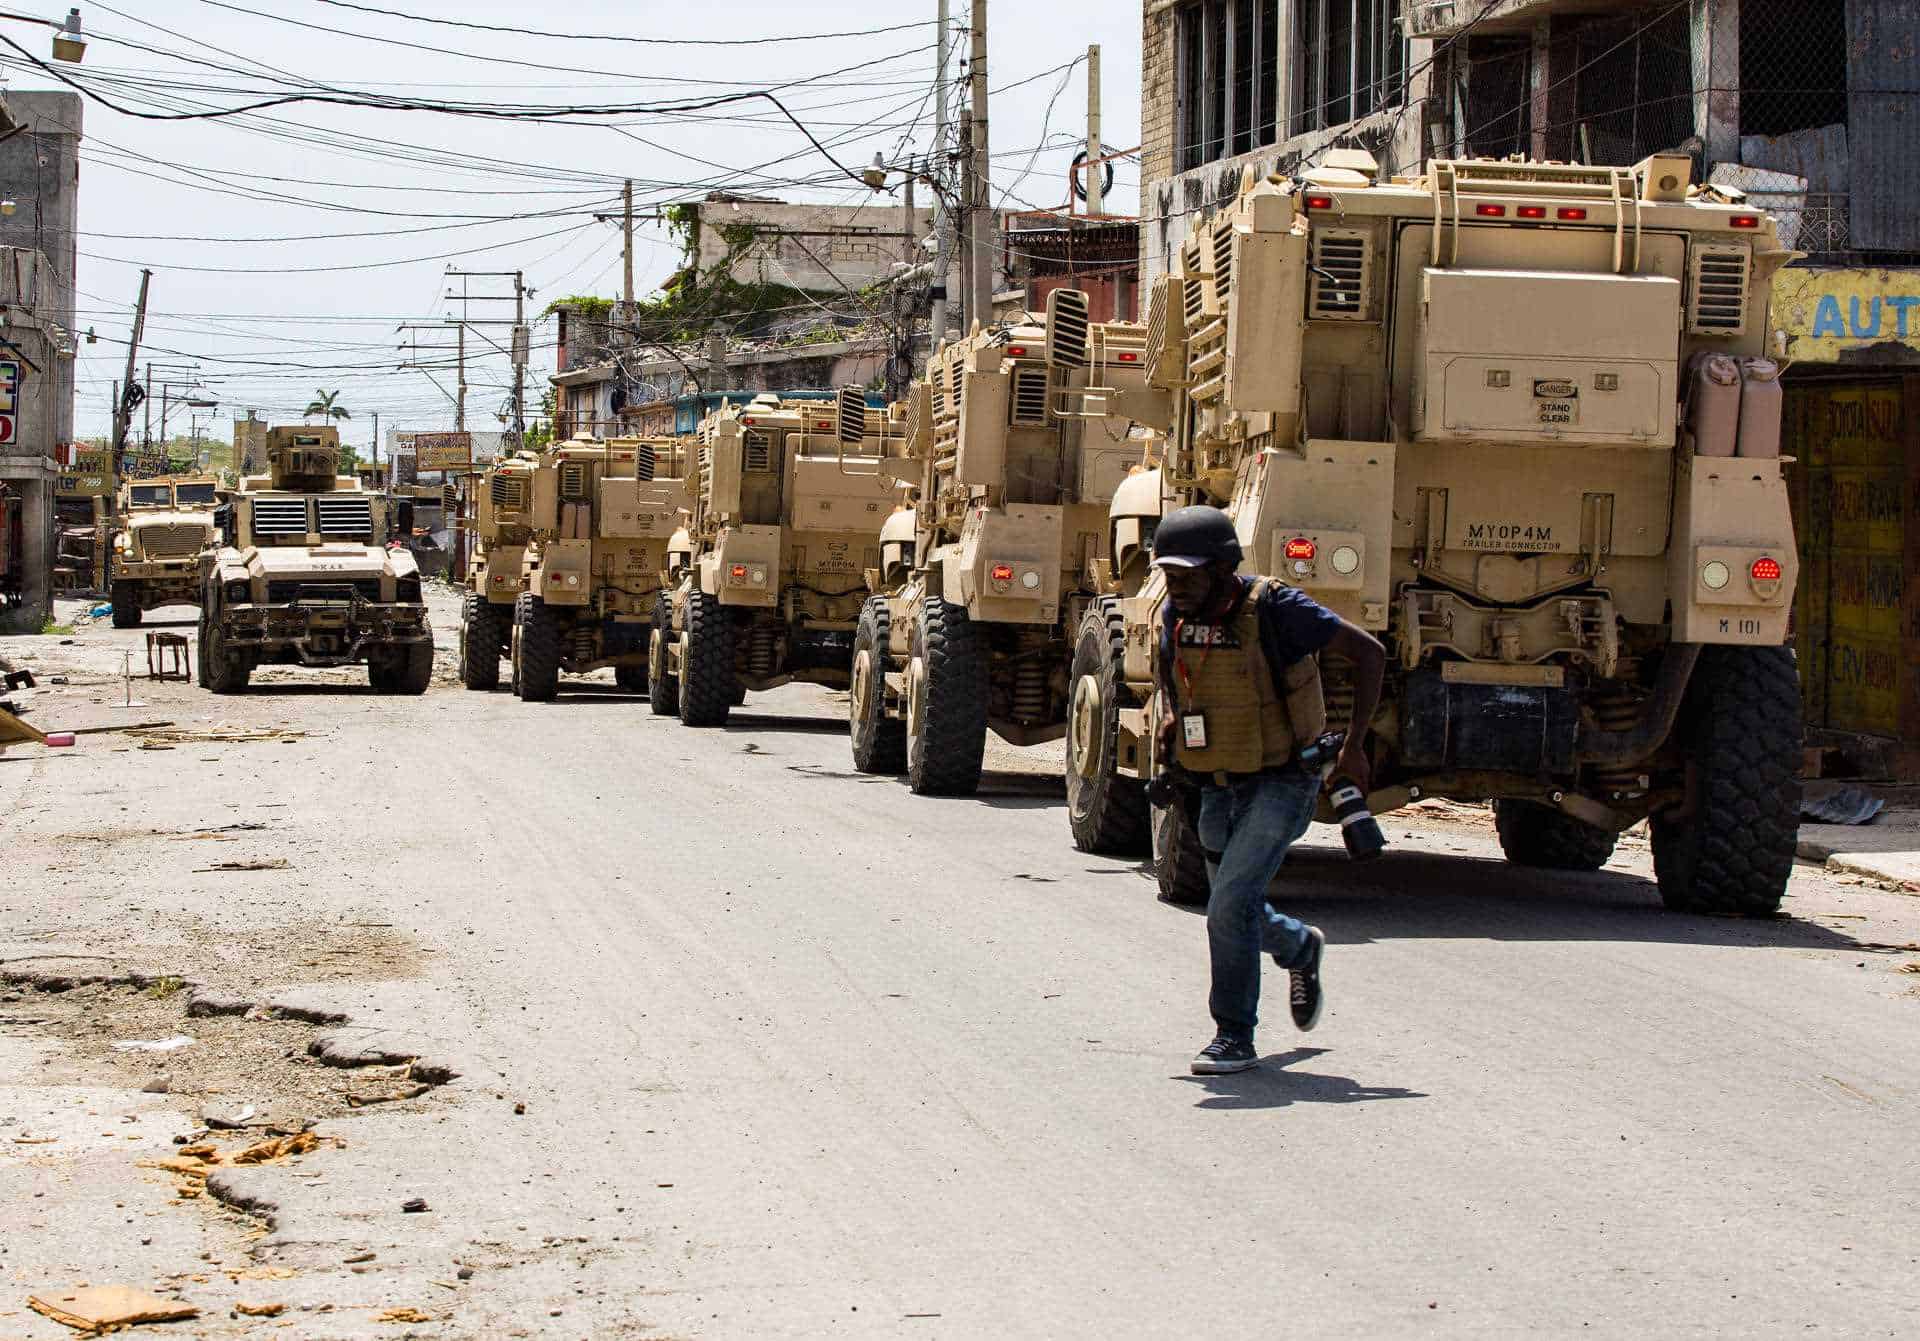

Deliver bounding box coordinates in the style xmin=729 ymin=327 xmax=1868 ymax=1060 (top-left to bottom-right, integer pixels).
xmin=1156 ymin=577 xmax=1341 ymax=710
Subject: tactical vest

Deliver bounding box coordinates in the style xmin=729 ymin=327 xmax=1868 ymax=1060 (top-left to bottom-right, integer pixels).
xmin=1169 ymin=578 xmax=1328 ymax=780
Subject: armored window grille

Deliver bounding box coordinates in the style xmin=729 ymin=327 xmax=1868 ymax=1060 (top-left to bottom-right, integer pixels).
xmin=559 ymin=462 xmax=590 ymax=501
xmin=744 ymin=430 xmax=773 ymax=472
xmin=1309 ymin=229 xmax=1371 ymax=320
xmin=1010 ymin=367 xmax=1051 ymax=424
xmin=315 ymin=496 xmax=374 ymax=539
xmin=250 ymin=498 xmax=309 ymax=537
xmin=1688 ymin=246 xmax=1750 ymax=336
xmin=490 ymin=475 xmax=527 ymax=512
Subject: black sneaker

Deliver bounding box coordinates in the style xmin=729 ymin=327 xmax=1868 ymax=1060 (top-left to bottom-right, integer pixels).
xmin=1190 ymin=1035 xmax=1258 ymax=1075
xmin=1288 ymin=926 xmax=1326 ymax=1031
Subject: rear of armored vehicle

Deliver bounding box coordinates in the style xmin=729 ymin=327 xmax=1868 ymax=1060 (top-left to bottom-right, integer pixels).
xmin=198 ymin=428 xmax=431 ymax=694
xmin=109 ymin=477 xmax=222 ymax=628
xmin=458 ymin=453 xmax=534 ymax=690
xmin=849 ymin=296 xmax=1164 ymax=795
xmin=1073 ymin=155 xmax=1801 ymax=914
xmin=503 ymin=438 xmax=690 ymax=701
xmin=661 ymin=394 xmax=897 ymax=727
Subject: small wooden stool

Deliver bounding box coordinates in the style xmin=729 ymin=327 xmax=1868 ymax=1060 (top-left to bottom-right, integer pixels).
xmin=146 ymin=631 xmax=190 ymax=682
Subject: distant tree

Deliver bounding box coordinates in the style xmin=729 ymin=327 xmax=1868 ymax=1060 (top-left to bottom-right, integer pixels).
xmin=304 ymin=389 xmax=351 ymax=423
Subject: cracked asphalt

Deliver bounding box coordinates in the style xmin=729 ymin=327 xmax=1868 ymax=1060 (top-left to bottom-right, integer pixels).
xmin=2 ymin=590 xmax=1917 ymax=1337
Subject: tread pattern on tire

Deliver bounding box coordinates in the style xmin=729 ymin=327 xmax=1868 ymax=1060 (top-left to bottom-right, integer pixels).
xmin=1067 ymin=598 xmax=1150 ymax=856
xmin=1652 ymin=645 xmax=1802 ymax=916
xmin=460 ymin=593 xmax=503 ymax=690
xmin=515 ymin=593 xmax=561 ymax=702
xmin=201 ymin=594 xmax=249 ymax=695
xmin=1153 ymin=802 xmax=1210 ymax=907
xmin=110 ymin=580 xmax=142 ymax=629
xmin=677 ymin=590 xmax=735 ymax=727
xmin=850 ymin=596 xmax=906 ymax=774
xmin=647 ymin=592 xmax=679 ymax=716
xmin=908 ymin=596 xmax=988 ymax=796
xmin=1493 ymin=799 xmax=1616 ymax=871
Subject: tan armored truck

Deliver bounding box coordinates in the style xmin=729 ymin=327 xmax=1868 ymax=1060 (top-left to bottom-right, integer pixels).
xmin=460 ymin=436 xmax=690 ymax=699
xmin=107 ymin=475 xmax=221 ymax=628
xmin=196 ymin=426 xmax=431 ymax=694
xmin=651 ymin=394 xmax=897 ymax=725
xmin=847 ymin=295 xmax=1166 ymax=793
xmin=1065 ymin=152 xmax=1802 ymax=916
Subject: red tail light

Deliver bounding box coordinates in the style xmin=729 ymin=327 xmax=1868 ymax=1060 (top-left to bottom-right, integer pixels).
xmin=1304 ymin=194 xmax=1334 ymax=210
xmin=1475 ymin=203 xmax=1507 ymax=217
xmin=1731 ymin=215 xmax=1761 ymax=229
xmin=815 ymin=420 xmax=832 ymax=430
xmin=1517 ymin=205 xmax=1547 ymax=219
xmin=1283 ymin=537 xmax=1317 ymax=561
xmin=1557 ymin=207 xmax=1589 ymax=221
xmin=741 ymin=416 xmax=756 ymax=425
xmin=730 ymin=564 xmax=748 ymax=580
xmin=1750 ymin=556 xmax=1782 ymax=582
xmin=1005 ymin=346 xmax=1028 ymax=357
xmin=990 ymin=563 xmax=1015 ymax=582
xmin=1116 ymin=352 xmax=1140 ymax=362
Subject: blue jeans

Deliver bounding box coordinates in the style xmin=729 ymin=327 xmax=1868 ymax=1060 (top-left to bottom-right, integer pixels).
xmin=1197 ymin=768 xmax=1320 ymax=1041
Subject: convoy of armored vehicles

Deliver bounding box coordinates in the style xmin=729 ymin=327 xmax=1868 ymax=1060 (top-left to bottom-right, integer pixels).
xmin=121 ymin=149 xmax=1804 ymax=918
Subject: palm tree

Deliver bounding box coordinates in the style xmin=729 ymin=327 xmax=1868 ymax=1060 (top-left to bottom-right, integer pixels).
xmin=304 ymin=389 xmax=351 ymax=424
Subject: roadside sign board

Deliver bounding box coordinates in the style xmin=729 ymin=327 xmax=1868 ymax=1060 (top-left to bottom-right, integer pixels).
xmin=414 ymin=431 xmax=473 ymax=471
xmin=0 ymin=358 xmax=20 ymax=444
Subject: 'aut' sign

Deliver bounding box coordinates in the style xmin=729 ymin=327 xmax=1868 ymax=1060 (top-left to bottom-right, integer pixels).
xmin=0 ymin=359 xmax=20 ymax=444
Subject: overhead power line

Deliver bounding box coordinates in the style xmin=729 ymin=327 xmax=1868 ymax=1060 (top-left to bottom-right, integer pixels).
xmin=306 ymin=2 xmax=928 ymax=48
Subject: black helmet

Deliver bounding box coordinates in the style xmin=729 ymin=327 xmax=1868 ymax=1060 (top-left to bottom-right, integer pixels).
xmin=1152 ymin=505 xmax=1242 ymax=569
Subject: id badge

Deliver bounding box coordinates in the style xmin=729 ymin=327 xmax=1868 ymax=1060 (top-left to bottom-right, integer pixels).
xmin=1181 ymin=712 xmax=1209 ymax=749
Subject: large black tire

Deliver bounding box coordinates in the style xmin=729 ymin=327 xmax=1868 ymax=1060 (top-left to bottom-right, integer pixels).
xmin=1153 ymin=801 xmax=1210 ymax=907
xmin=371 ymin=638 xmax=433 ymax=695
xmin=1651 ymin=645 xmax=1802 ymax=916
xmin=200 ymin=599 xmax=249 ymax=695
xmin=850 ymin=597 xmax=906 ymax=774
xmin=513 ymin=593 xmax=561 ymax=703
xmin=1066 ymin=598 xmax=1150 ymax=856
xmin=110 ymin=580 xmax=142 ymax=629
xmin=907 ymin=596 xmax=988 ymax=796
xmin=1493 ymin=800 xmax=1617 ymax=871
xmin=677 ymin=590 xmax=736 ymax=727
xmin=459 ymin=593 xmax=503 ymax=691
xmin=647 ymin=593 xmax=679 ymax=717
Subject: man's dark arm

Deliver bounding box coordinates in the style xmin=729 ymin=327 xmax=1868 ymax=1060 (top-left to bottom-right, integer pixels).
xmin=1324 ymin=619 xmax=1386 ymax=792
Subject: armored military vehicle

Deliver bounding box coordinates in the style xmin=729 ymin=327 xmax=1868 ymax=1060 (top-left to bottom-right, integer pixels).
xmin=652 ymin=393 xmax=897 ymax=725
xmin=108 ymin=475 xmax=221 ymax=627
xmin=197 ymin=426 xmax=431 ymax=694
xmin=1066 ymin=152 xmax=1802 ymax=916
xmin=460 ymin=436 xmax=691 ymax=699
xmin=847 ymin=295 xmax=1165 ymax=793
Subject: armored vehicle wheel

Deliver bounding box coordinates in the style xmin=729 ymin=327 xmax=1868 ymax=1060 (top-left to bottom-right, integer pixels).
xmin=614 ymin=662 xmax=647 ymax=694
xmin=371 ymin=638 xmax=433 ymax=695
xmin=201 ymin=604 xmax=250 ymax=695
xmin=110 ymin=580 xmax=142 ymax=629
xmin=647 ymin=594 xmax=679 ymax=716
xmin=1493 ymin=800 xmax=1616 ymax=871
xmin=1153 ymin=801 xmax=1210 ymax=907
xmin=906 ymin=597 xmax=988 ymax=796
xmin=513 ymin=593 xmax=561 ymax=703
xmin=677 ymin=590 xmax=736 ymax=727
xmin=459 ymin=593 xmax=503 ymax=691
xmin=850 ymin=597 xmax=905 ymax=774
xmin=1651 ymin=645 xmax=1801 ymax=916
xmin=1066 ymin=598 xmax=1149 ymax=856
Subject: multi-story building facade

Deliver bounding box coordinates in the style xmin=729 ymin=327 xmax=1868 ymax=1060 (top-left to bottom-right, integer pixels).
xmin=1138 ymin=0 xmax=1920 ymax=773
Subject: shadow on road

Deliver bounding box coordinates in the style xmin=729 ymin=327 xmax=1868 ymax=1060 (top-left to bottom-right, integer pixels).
xmin=1128 ymin=843 xmax=1875 ymax=953
xmin=1175 ymin=1046 xmax=1428 ymax=1110
xmin=721 ymin=712 xmax=846 ymax=736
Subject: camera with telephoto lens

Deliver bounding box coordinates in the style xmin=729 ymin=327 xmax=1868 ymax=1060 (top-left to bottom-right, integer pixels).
xmin=1325 ymin=775 xmax=1386 ymax=861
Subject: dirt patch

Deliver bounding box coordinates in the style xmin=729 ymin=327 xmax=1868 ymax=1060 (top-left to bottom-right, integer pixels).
xmin=3 ymin=980 xmax=445 ymax=1141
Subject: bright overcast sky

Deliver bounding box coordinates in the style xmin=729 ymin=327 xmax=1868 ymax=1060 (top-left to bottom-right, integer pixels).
xmin=0 ymin=1 xmax=1142 ymax=448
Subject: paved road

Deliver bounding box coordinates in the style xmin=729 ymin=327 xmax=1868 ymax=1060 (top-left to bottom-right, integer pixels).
xmin=4 ymin=596 xmax=1917 ymax=1337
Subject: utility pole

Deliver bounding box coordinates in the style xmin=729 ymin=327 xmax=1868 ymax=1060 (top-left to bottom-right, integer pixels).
xmin=967 ymin=0 xmax=991 ymax=328
xmin=959 ymin=107 xmax=974 ymax=331
xmin=622 ymin=178 xmax=635 ymax=305
xmin=1085 ymin=43 xmax=1104 ymax=218
xmin=455 ymin=323 xmax=466 ymax=432
xmin=371 ymin=410 xmax=380 ymax=469
xmin=930 ymin=0 xmax=951 ymax=341
xmin=141 ymin=362 xmax=151 ymax=448
xmin=512 ymin=269 xmax=527 ymax=445
xmin=111 ymin=269 xmax=151 ymax=458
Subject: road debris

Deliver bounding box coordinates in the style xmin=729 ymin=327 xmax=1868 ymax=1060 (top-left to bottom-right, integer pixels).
xmin=378 ymin=1307 xmax=433 ymax=1323
xmin=234 ymin=1301 xmax=286 ymax=1317
xmin=27 ymin=1285 xmax=198 ymax=1332
xmin=345 ymin=1083 xmax=431 ymax=1108
xmin=193 ymin=858 xmax=289 ymax=873
xmin=401 ymin=1197 xmax=430 ymax=1213
xmin=112 ymin=1035 xmax=196 ymax=1053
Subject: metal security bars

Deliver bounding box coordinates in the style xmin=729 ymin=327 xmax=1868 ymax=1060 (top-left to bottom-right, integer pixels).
xmin=1290 ymin=0 xmax=1408 ymax=137
xmin=1176 ymin=0 xmax=1281 ymax=172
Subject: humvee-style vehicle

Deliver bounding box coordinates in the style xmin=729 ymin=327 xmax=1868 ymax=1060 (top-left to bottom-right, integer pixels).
xmin=1067 ymin=152 xmax=1802 ymax=916
xmin=108 ymin=475 xmax=221 ymax=628
xmin=460 ymin=436 xmax=690 ymax=699
xmin=848 ymin=294 xmax=1165 ymax=793
xmin=653 ymin=393 xmax=897 ymax=726
xmin=197 ymin=426 xmax=431 ymax=694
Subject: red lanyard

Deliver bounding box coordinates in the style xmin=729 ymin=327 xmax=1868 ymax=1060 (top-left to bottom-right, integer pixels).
xmin=1171 ymin=617 xmax=1214 ymax=707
